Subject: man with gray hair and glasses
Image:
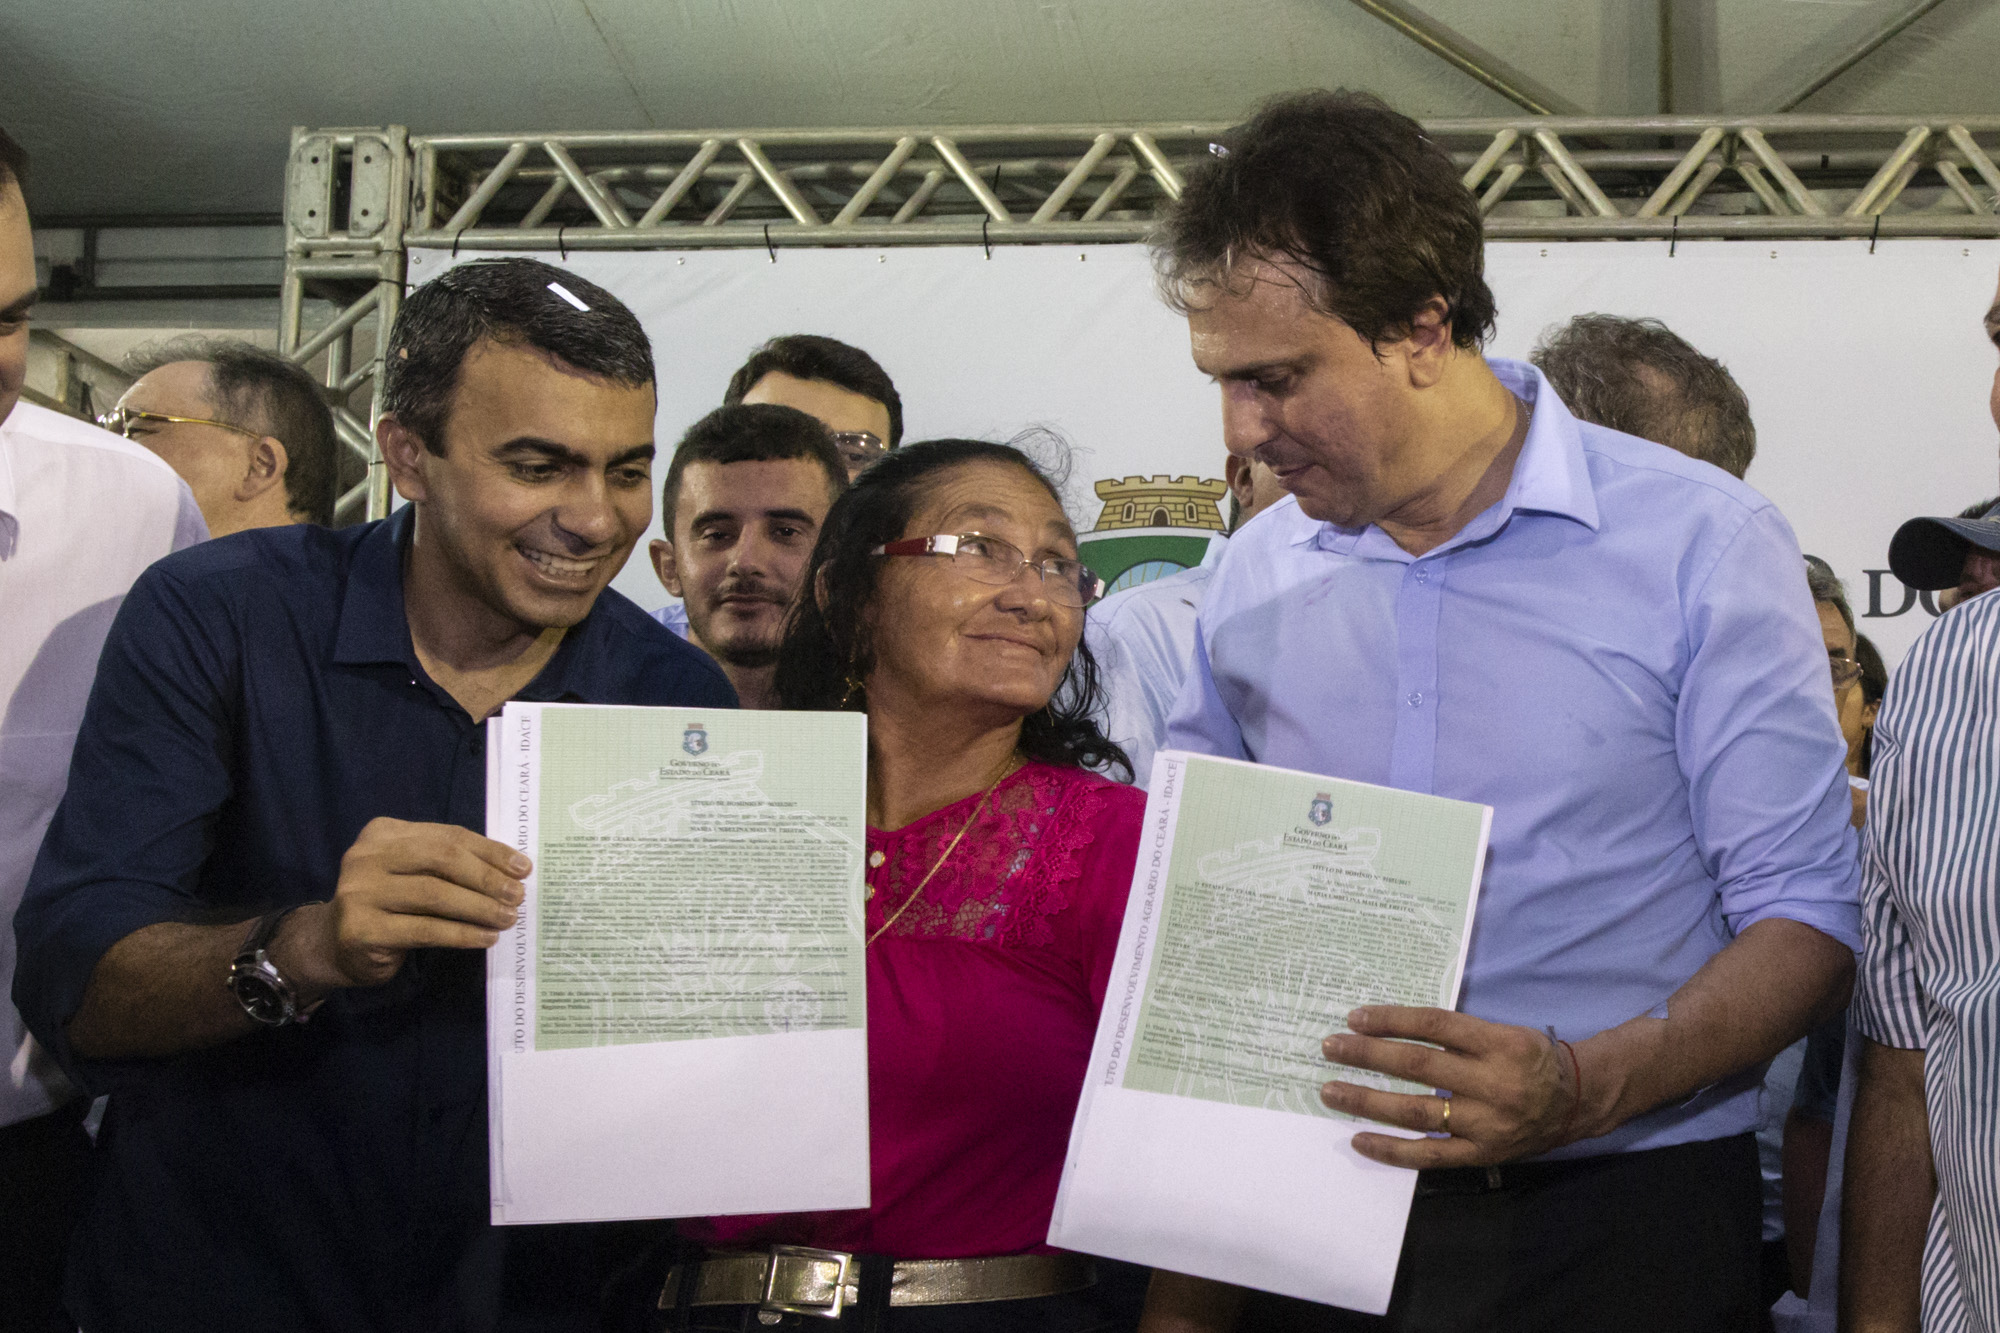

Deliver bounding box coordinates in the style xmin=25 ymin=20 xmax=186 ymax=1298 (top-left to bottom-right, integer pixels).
xmin=104 ymin=337 xmax=340 ymax=534
xmin=1532 ymin=313 xmax=1758 ymax=479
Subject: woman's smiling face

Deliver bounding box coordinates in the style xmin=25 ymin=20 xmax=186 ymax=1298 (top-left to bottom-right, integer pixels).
xmin=864 ymin=459 xmax=1085 ymax=723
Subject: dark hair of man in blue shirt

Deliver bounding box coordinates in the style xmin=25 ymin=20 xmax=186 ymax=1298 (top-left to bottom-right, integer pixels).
xmin=383 ymin=257 xmax=654 ymax=456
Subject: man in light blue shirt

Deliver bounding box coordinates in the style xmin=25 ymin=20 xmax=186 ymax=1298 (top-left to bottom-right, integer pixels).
xmin=1143 ymin=91 xmax=1859 ymax=1332
xmin=649 ymin=597 xmax=691 ymax=640
xmin=1090 ymin=456 xmax=1283 ymax=786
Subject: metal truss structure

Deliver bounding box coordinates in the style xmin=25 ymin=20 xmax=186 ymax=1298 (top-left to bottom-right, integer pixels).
xmin=23 ymin=328 xmax=130 ymax=422
xmin=283 ymin=115 xmax=2000 ymax=520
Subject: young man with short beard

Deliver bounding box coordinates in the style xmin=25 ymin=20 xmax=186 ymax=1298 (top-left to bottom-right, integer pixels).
xmin=13 ymin=257 xmax=733 ymax=1332
xmin=650 ymin=403 xmax=848 ymax=708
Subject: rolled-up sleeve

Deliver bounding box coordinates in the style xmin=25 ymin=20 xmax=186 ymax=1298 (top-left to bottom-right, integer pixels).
xmin=1854 ymin=851 xmax=1926 ymax=1049
xmin=12 ymin=560 xmax=240 ymax=1088
xmin=1677 ymin=503 xmax=1862 ymax=950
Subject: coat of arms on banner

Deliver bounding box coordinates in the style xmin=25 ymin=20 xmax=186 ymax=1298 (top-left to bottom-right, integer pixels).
xmin=1308 ymin=793 xmax=1333 ymax=827
xmin=682 ymin=723 xmax=708 ymax=756
xmin=1076 ymin=473 xmax=1228 ymax=596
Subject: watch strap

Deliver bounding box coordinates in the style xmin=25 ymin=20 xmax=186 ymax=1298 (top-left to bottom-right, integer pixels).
xmin=238 ymin=905 xmax=297 ymax=960
xmin=229 ymin=906 xmax=313 ymax=1026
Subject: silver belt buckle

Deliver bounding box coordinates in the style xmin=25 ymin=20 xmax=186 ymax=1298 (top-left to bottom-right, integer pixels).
xmin=761 ymin=1244 xmax=855 ymax=1320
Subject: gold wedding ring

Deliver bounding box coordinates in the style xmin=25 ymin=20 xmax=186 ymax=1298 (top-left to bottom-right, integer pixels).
xmin=1437 ymin=1094 xmax=1452 ymax=1134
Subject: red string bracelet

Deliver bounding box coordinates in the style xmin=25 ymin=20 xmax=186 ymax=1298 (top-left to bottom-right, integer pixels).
xmin=1557 ymin=1039 xmax=1583 ymax=1142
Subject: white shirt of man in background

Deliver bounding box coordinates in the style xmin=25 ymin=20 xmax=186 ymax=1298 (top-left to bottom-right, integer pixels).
xmin=1089 ymin=455 xmax=1283 ymax=786
xmin=0 ymin=160 xmax=204 ymax=1333
xmin=0 ymin=159 xmax=208 ymax=1134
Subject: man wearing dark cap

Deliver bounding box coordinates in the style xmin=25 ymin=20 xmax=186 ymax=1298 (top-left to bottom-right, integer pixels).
xmin=1844 ymin=271 xmax=2000 ymax=1331
xmin=13 ymin=257 xmax=733 ymax=1331
xmin=1884 ymin=495 xmax=2000 ymax=611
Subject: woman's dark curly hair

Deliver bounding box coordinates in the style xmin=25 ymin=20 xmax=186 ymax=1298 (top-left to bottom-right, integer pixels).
xmin=774 ymin=438 xmax=1132 ymax=781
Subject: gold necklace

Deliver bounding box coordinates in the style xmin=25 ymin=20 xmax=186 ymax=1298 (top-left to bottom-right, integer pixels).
xmin=866 ymin=756 xmax=1022 ymax=947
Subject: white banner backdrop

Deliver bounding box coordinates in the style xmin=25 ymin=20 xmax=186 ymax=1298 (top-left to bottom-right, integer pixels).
xmin=408 ymin=238 xmax=2000 ymax=668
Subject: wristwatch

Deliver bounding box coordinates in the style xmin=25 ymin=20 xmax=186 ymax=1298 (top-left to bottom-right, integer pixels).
xmin=226 ymin=906 xmax=318 ymax=1027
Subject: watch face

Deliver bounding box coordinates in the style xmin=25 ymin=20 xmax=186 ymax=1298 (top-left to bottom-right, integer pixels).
xmin=228 ymin=966 xmax=292 ymax=1026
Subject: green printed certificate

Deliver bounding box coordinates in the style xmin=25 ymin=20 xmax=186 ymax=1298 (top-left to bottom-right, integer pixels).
xmin=485 ymin=702 xmax=870 ymax=1225
xmin=1121 ymin=755 xmax=1488 ymax=1118
xmin=523 ymin=706 xmax=866 ymax=1051
xmin=1050 ymin=751 xmax=1491 ymax=1315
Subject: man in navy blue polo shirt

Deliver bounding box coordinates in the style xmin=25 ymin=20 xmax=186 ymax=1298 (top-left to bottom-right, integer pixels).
xmin=13 ymin=258 xmax=734 ymax=1332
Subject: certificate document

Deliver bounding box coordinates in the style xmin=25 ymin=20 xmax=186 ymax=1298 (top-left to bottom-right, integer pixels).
xmin=1048 ymin=751 xmax=1491 ymax=1314
xmin=484 ymin=702 xmax=869 ymax=1224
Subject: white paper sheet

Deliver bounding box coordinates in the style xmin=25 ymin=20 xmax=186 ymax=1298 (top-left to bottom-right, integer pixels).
xmin=485 ymin=701 xmax=870 ymax=1224
xmin=1049 ymin=751 xmax=1492 ymax=1314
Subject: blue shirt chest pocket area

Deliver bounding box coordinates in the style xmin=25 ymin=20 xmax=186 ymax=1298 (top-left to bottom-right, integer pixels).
xmin=1446 ymin=605 xmax=1688 ymax=826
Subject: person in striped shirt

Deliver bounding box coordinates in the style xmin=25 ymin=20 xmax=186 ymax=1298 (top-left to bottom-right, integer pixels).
xmin=1842 ymin=267 xmax=2000 ymax=1332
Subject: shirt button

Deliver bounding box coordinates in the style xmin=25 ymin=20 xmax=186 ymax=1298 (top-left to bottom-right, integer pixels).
xmin=1414 ymin=567 xmax=1430 ymax=584
xmin=868 ymin=851 xmax=885 ymax=868
xmin=1407 ymin=692 xmax=1423 ymax=708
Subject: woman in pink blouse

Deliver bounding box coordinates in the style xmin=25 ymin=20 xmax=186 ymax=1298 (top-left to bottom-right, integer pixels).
xmin=660 ymin=439 xmax=1148 ymax=1331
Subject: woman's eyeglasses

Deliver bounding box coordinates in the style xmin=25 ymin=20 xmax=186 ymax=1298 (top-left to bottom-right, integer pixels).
xmin=1830 ymin=653 xmax=1864 ymax=689
xmin=872 ymin=532 xmax=1106 ymax=607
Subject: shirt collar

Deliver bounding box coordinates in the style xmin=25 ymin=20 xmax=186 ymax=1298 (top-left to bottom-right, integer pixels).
xmin=1199 ymin=531 xmax=1229 ymax=569
xmin=330 ymin=503 xmax=631 ymax=704
xmin=1304 ymin=357 xmax=1600 ymax=559
xmin=332 ymin=506 xmax=422 ymax=669
xmin=1484 ymin=358 xmax=1600 ymax=534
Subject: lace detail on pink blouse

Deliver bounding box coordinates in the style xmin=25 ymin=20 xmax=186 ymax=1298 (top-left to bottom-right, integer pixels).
xmin=865 ymin=762 xmax=1113 ymax=948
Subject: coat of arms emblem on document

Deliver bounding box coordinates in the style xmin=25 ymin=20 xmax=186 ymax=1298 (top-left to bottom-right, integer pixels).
xmin=682 ymin=723 xmax=708 ymax=756
xmin=1308 ymin=793 xmax=1333 ymax=827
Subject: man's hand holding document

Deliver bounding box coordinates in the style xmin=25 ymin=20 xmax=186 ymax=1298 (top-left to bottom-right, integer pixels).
xmin=484 ymin=702 xmax=869 ymax=1225
xmin=1049 ymin=751 xmax=1492 ymax=1315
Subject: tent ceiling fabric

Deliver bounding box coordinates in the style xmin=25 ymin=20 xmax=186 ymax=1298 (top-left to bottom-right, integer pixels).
xmin=6 ymin=0 xmax=2000 ymax=219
